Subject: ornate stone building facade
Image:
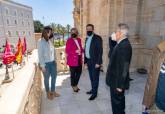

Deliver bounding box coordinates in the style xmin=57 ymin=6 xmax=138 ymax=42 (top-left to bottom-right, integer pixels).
xmin=0 ymin=0 xmax=35 ymax=50
xmin=73 ymin=0 xmax=165 ymax=71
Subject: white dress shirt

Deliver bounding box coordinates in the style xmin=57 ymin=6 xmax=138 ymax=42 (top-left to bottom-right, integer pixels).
xmin=74 ymin=39 xmax=81 ymax=55
xmin=74 ymin=39 xmax=80 ymax=50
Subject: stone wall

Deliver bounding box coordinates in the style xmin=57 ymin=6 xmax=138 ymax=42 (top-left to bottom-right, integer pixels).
xmin=74 ymin=0 xmax=142 ymax=71
xmin=23 ymin=65 xmax=42 ymax=114
xmin=73 ymin=0 xmax=165 ymax=72
xmin=86 ymin=0 xmax=110 ymax=70
xmin=140 ymin=0 xmax=165 ymax=49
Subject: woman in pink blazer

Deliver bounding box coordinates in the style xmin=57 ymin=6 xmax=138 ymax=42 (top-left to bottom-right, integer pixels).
xmin=66 ymin=28 xmax=83 ymax=92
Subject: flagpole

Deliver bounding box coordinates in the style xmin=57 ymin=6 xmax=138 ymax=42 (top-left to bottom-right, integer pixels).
xmin=23 ymin=33 xmax=28 ymax=62
xmin=5 ymin=36 xmax=10 ymax=81
xmin=27 ymin=50 xmax=28 ymax=62
xmin=2 ymin=64 xmax=13 ymax=84
xmin=11 ymin=63 xmax=15 ymax=79
xmin=4 ymin=65 xmax=10 ymax=80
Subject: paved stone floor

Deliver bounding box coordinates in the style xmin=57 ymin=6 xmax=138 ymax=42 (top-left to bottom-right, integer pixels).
xmin=41 ymin=70 xmax=147 ymax=114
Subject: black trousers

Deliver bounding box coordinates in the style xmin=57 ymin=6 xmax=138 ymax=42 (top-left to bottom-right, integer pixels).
xmin=69 ymin=65 xmax=82 ymax=86
xmin=87 ymin=59 xmax=100 ymax=96
xmin=110 ymin=87 xmax=125 ymax=114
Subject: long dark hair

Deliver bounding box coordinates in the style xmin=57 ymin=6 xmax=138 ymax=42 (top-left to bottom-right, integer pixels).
xmin=41 ymin=26 xmax=52 ymax=39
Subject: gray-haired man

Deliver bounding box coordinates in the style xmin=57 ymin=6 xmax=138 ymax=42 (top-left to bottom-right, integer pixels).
xmin=106 ymin=23 xmax=132 ymax=114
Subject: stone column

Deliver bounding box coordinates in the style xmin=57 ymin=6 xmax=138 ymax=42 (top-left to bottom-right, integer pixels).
xmin=135 ymin=0 xmax=143 ymax=36
xmin=80 ymin=0 xmax=89 ymax=43
xmin=122 ymin=0 xmax=148 ymax=72
xmin=79 ymin=0 xmax=83 ymax=38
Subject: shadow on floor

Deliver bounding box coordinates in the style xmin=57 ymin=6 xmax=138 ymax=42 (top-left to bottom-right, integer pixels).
xmin=41 ymin=70 xmax=147 ymax=114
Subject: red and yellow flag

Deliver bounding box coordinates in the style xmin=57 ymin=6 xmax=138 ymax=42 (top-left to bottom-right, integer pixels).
xmin=22 ymin=37 xmax=27 ymax=55
xmin=15 ymin=38 xmax=23 ymax=64
xmin=2 ymin=40 xmax=15 ymax=64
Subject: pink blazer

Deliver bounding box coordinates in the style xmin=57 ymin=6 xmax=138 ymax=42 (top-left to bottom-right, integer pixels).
xmin=65 ymin=37 xmax=83 ymax=66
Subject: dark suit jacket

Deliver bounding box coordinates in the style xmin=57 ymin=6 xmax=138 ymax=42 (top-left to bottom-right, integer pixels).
xmin=84 ymin=34 xmax=103 ymax=65
xmin=108 ymin=37 xmax=117 ymax=59
xmin=106 ymin=38 xmax=132 ymax=89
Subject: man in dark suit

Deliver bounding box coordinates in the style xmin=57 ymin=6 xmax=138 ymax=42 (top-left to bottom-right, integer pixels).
xmin=84 ymin=24 xmax=103 ymax=100
xmin=108 ymin=33 xmax=133 ymax=81
xmin=108 ymin=34 xmax=117 ymax=59
xmin=106 ymin=23 xmax=132 ymax=114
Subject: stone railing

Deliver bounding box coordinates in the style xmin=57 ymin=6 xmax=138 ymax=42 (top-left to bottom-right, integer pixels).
xmin=0 ymin=50 xmax=42 ymax=114
xmin=23 ymin=64 xmax=42 ymax=114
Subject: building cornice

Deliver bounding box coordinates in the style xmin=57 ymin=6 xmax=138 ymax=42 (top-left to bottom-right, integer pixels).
xmin=1 ymin=0 xmax=32 ymax=10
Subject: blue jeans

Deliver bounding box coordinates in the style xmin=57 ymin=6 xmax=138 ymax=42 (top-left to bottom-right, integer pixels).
xmin=43 ymin=61 xmax=57 ymax=92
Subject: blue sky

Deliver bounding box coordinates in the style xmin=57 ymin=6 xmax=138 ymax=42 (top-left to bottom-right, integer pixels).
xmin=13 ymin=0 xmax=74 ymax=27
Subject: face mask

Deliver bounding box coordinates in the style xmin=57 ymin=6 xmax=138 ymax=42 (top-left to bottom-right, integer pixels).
xmin=87 ymin=31 xmax=93 ymax=36
xmin=111 ymin=32 xmax=116 ymax=41
xmin=71 ymin=33 xmax=77 ymax=38
xmin=44 ymin=37 xmax=49 ymax=41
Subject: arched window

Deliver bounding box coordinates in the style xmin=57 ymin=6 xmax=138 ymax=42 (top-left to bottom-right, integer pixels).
xmin=5 ymin=8 xmax=9 ymax=15
xmin=15 ymin=20 xmax=17 ymax=25
xmin=14 ymin=10 xmax=17 ymax=16
xmin=7 ymin=19 xmax=9 ymax=25
xmin=28 ymin=22 xmax=30 ymax=26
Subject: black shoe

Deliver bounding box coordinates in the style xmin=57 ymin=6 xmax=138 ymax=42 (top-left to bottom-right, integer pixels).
xmin=129 ymin=78 xmax=134 ymax=81
xmin=88 ymin=95 xmax=97 ymax=101
xmin=86 ymin=91 xmax=92 ymax=95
